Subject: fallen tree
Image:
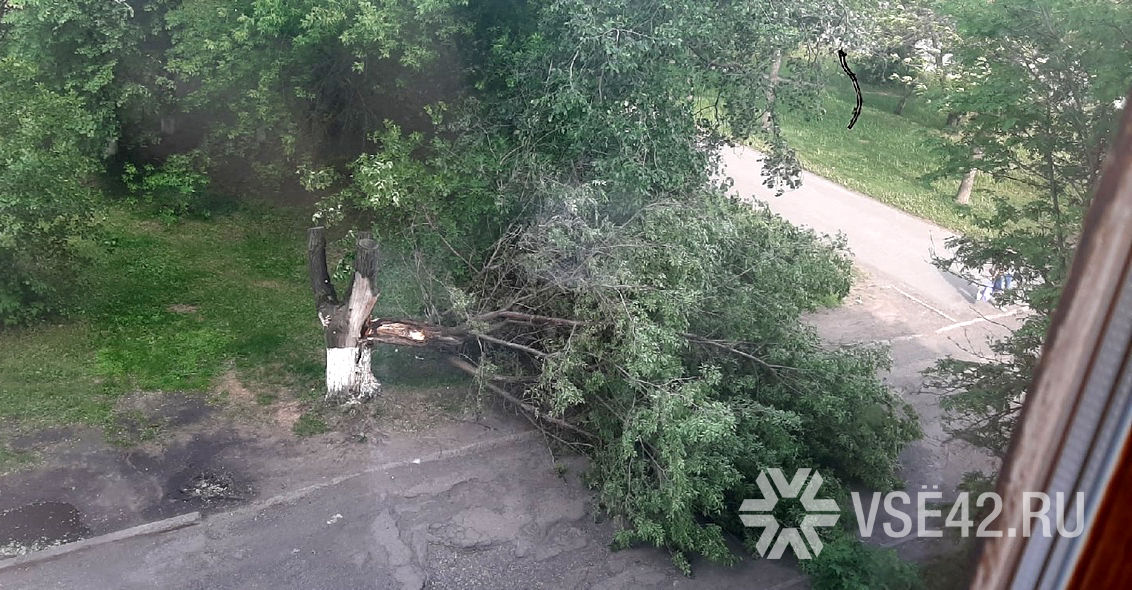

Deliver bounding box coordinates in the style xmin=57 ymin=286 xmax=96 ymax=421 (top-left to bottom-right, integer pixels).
xmin=300 ymin=1 xmax=920 ymax=577
xmin=307 ymin=191 xmax=922 ymax=570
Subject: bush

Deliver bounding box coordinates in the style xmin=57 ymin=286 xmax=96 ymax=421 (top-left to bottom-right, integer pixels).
xmin=123 ymin=153 xmax=214 ymax=221
xmin=0 ymin=58 xmax=99 ymax=324
xmin=802 ymin=534 xmax=921 ymax=590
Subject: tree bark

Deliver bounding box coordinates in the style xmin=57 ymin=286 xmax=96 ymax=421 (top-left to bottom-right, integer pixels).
xmin=761 ymin=50 xmax=783 ymax=131
xmin=955 ymin=148 xmax=984 ymax=205
xmin=308 ymin=227 xmax=381 ymax=403
xmin=955 ymin=167 xmax=977 ymax=205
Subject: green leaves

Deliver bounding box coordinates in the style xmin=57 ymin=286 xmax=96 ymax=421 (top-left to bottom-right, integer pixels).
xmin=928 ymin=0 xmax=1131 ymax=462
xmin=2 ymin=0 xmax=925 ymax=576
xmin=123 ymin=153 xmax=213 ymax=221
xmin=164 ymin=0 xmax=469 ymax=186
xmin=460 ymin=191 xmax=919 ymax=567
xmin=0 ymin=58 xmax=99 ymax=324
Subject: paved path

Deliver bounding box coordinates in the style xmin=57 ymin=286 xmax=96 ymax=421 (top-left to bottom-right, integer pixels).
xmin=722 ymin=146 xmax=1011 ymax=497
xmin=0 ymin=431 xmax=804 ymax=590
xmin=722 ymin=146 xmax=979 ymax=320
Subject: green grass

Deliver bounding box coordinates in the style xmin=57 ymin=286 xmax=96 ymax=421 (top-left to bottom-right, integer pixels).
xmin=292 ymin=411 xmax=329 ymax=437
xmin=0 ymin=204 xmax=432 ymax=434
xmin=777 ymin=83 xmax=1034 ymax=233
xmin=81 ymin=209 xmax=324 ymax=394
xmin=0 ymin=443 xmax=35 ymax=475
xmin=696 ymin=64 xmax=1039 ymax=233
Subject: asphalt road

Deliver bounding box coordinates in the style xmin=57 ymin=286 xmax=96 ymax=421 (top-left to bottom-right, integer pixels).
xmin=722 ymin=145 xmax=980 ymax=319
xmin=720 ymin=146 xmax=1011 ymax=498
xmin=0 ymin=432 xmax=804 ymax=590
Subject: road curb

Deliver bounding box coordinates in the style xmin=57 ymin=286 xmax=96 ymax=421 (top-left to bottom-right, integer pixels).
xmin=1 ymin=429 xmax=542 ymax=571
xmin=0 ymin=511 xmax=201 ymax=572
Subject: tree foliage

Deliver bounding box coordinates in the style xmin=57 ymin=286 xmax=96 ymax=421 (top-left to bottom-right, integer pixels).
xmin=2 ymin=0 xmax=169 ymax=154
xmin=316 ymin=0 xmax=922 ymax=569
xmin=0 ymin=58 xmax=99 ymax=323
xmin=926 ymin=0 xmax=1131 ymax=461
xmin=858 ymin=0 xmax=958 ymax=95
xmin=3 ymin=0 xmax=930 ymax=576
xmin=163 ymin=0 xmax=468 ymax=186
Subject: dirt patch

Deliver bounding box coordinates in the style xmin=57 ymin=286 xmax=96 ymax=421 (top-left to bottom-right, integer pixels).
xmin=165 ymin=468 xmax=251 ymax=512
xmin=273 ymin=401 xmax=303 ymax=429
xmin=106 ymin=390 xmax=214 ymax=446
xmin=0 ymin=501 xmax=90 ymax=557
xmin=215 ymin=370 xmax=303 ymax=428
xmin=0 ymin=360 xmax=496 ymax=562
xmin=166 ymin=303 xmax=200 ymax=314
xmin=217 ymin=370 xmax=256 ymax=404
xmin=376 ymin=386 xmax=477 ymax=433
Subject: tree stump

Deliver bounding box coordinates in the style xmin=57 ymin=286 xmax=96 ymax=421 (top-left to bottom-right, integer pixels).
xmin=307 ymin=227 xmax=381 ymax=403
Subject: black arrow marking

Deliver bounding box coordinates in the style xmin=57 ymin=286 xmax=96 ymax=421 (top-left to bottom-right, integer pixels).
xmin=837 ymin=49 xmax=862 ymax=130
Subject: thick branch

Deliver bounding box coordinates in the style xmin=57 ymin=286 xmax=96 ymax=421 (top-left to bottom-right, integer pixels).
xmin=471 ymin=331 xmax=548 ymax=358
xmin=447 ymin=357 xmax=597 ymax=441
xmin=353 ymin=238 xmax=379 ymax=293
xmin=472 ymin=310 xmax=586 ymax=327
xmin=681 ymin=333 xmax=797 ymax=371
xmin=307 ymin=226 xmax=339 ymax=316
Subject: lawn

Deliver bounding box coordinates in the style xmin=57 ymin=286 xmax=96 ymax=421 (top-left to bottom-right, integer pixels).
xmin=771 ymin=78 xmax=1034 ymax=234
xmin=0 ymin=204 xmax=445 ymax=446
xmin=778 ymin=86 xmax=1034 ymax=234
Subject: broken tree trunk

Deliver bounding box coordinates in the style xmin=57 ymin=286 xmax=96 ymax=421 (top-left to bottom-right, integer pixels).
xmin=308 ymin=227 xmax=381 ymax=403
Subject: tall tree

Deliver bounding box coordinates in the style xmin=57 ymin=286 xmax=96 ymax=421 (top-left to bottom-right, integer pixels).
xmin=928 ymin=0 xmax=1131 ymax=464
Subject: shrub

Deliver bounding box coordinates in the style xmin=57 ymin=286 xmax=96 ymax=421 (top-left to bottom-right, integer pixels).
xmin=802 ymin=534 xmax=921 ymax=590
xmin=123 ymin=153 xmax=214 ymax=221
xmin=0 ymin=58 xmax=99 ymax=324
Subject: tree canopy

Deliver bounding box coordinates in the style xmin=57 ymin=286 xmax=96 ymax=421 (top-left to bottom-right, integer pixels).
xmin=926 ymin=0 xmax=1131 ymax=465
